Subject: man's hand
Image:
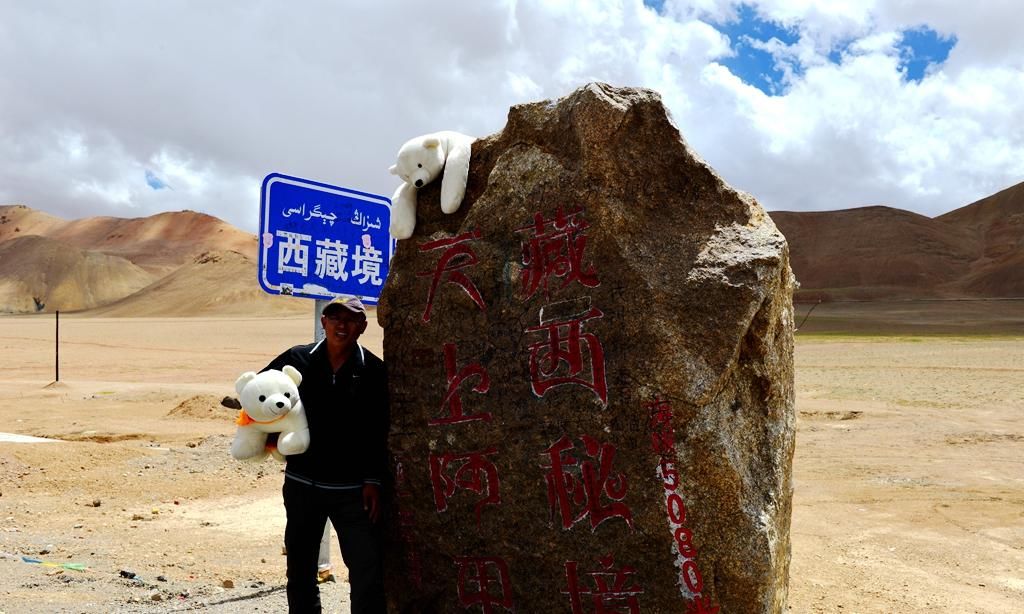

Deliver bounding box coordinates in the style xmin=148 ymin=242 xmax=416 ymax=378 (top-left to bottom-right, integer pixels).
xmin=363 ymin=483 xmax=380 ymax=523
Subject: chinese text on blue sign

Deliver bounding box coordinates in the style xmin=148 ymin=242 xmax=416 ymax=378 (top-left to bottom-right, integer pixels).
xmin=259 ymin=173 xmax=393 ymax=304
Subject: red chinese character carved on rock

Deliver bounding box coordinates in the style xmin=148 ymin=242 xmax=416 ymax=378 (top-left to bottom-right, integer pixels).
xmin=646 ymin=397 xmax=673 ymax=427
xmin=526 ymin=307 xmax=607 ymax=407
xmin=685 ymin=595 xmax=721 ymax=614
xmin=647 ymin=396 xmax=678 ymax=487
xmin=430 ymin=342 xmax=491 ymax=426
xmin=454 ymin=555 xmax=514 ymax=613
xmin=418 ymin=230 xmax=486 ymax=322
xmin=430 ymin=447 xmax=501 ymax=526
xmin=516 ymin=206 xmax=599 ymax=299
xmin=542 ymin=434 xmax=632 ymax=531
xmin=563 ymin=554 xmax=644 ymax=614
xmin=646 ymin=394 xmax=717 ymax=609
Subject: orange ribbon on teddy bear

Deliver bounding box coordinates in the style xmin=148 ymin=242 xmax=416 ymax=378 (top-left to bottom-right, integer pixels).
xmin=235 ymin=410 xmax=288 ymax=427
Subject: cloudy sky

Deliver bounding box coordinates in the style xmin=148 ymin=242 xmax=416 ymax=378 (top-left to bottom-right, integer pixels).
xmin=2 ymin=0 xmax=1022 ymax=233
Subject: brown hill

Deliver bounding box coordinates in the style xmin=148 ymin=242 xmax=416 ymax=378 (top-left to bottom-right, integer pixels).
xmin=0 ymin=204 xmax=256 ymax=273
xmin=937 ymin=182 xmax=1024 ymax=297
xmin=0 ymin=204 xmax=67 ymax=241
xmin=86 ymin=250 xmax=308 ymax=317
xmin=5 ymin=176 xmax=1021 ymax=315
xmin=0 ymin=235 xmax=156 ymax=313
xmin=50 ymin=211 xmax=257 ymax=272
xmin=770 ymin=180 xmax=1024 ymax=300
xmin=0 ymin=205 xmax=296 ymax=316
xmin=769 ymin=206 xmax=976 ymax=300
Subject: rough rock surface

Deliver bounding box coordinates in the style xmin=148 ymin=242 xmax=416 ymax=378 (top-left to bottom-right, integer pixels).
xmin=378 ymin=83 xmax=795 ymax=613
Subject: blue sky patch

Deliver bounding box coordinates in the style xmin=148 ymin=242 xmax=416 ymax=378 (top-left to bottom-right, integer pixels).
xmin=145 ymin=169 xmax=169 ymax=190
xmin=898 ymin=27 xmax=956 ymax=82
xmin=642 ymin=0 xmax=665 ymax=13
xmin=709 ymin=4 xmax=802 ymax=96
xmin=827 ymin=39 xmax=855 ymax=65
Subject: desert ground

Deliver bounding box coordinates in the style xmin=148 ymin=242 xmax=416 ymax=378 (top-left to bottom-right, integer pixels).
xmin=1 ymin=310 xmax=1021 ymax=613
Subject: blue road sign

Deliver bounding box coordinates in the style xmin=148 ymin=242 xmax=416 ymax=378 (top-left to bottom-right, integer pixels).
xmin=259 ymin=173 xmax=393 ymax=304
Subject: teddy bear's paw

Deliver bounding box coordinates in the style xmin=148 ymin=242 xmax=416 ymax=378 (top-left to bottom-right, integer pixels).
xmin=440 ymin=193 xmax=465 ymax=215
xmin=231 ymin=446 xmax=268 ymax=461
xmin=230 ymin=434 xmax=269 ymax=460
xmin=389 ymin=217 xmax=415 ymax=240
xmin=277 ymin=441 xmax=302 ymax=456
xmin=277 ymin=430 xmax=310 ymax=456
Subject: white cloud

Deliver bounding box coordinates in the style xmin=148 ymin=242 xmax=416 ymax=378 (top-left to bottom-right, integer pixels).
xmin=0 ymin=0 xmax=1022 ymax=233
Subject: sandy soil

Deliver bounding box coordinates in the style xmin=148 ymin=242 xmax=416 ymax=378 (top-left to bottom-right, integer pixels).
xmin=790 ymin=335 xmax=1023 ymax=612
xmin=0 ymin=314 xmax=1021 ymax=613
xmin=794 ymin=299 xmax=1024 ymax=335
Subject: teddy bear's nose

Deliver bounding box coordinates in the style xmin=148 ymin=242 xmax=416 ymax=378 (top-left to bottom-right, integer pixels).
xmin=276 ymin=401 xmax=285 ymax=409
xmin=414 ymin=179 xmax=424 ymax=187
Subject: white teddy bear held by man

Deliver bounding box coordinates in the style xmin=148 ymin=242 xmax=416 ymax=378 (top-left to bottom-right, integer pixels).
xmin=388 ymin=130 xmax=476 ymax=239
xmin=230 ymin=365 xmax=310 ymax=461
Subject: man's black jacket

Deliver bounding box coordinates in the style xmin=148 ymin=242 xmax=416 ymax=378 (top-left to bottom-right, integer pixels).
xmin=264 ymin=341 xmax=388 ymax=489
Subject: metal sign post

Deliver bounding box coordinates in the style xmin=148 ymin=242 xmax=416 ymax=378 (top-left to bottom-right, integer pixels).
xmin=313 ymin=298 xmax=328 ymax=343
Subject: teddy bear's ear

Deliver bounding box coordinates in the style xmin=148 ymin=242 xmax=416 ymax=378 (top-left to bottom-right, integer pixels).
xmin=389 ymin=164 xmax=398 ymax=175
xmin=422 ymin=136 xmax=440 ymax=149
xmin=235 ymin=371 xmax=257 ymax=396
xmin=282 ymin=364 xmax=303 ymax=386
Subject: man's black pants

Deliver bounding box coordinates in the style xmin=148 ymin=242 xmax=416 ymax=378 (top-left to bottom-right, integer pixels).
xmin=283 ymin=479 xmax=385 ymax=613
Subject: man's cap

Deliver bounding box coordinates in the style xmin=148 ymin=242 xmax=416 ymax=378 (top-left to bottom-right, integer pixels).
xmin=322 ymin=296 xmax=367 ymax=316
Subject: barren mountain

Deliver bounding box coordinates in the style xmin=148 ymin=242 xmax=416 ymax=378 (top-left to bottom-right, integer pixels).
xmin=0 ymin=204 xmax=66 ymax=241
xmin=938 ymin=181 xmax=1024 ymax=297
xmin=770 ymin=180 xmax=1024 ymax=300
xmin=0 ymin=234 xmax=155 ymax=313
xmin=2 ymin=176 xmax=1021 ymax=316
xmin=52 ymin=211 xmax=256 ymax=273
xmin=0 ymin=205 xmax=279 ymax=316
xmin=0 ymin=204 xmax=256 ymax=273
xmin=88 ymin=250 xmax=308 ymax=317
xmin=768 ymin=206 xmax=975 ymax=299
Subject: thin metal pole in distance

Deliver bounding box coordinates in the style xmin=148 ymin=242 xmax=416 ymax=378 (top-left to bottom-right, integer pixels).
xmin=55 ymin=310 xmax=60 ymax=382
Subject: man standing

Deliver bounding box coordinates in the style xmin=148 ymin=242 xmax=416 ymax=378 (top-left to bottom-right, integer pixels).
xmin=264 ymin=295 xmax=388 ymax=613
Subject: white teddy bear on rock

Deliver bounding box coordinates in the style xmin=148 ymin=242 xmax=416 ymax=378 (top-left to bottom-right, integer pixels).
xmin=388 ymin=130 xmax=476 ymax=239
xmin=230 ymin=365 xmax=310 ymax=461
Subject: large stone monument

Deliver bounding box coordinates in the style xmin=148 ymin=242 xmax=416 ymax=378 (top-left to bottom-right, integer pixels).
xmin=378 ymin=83 xmax=795 ymax=613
